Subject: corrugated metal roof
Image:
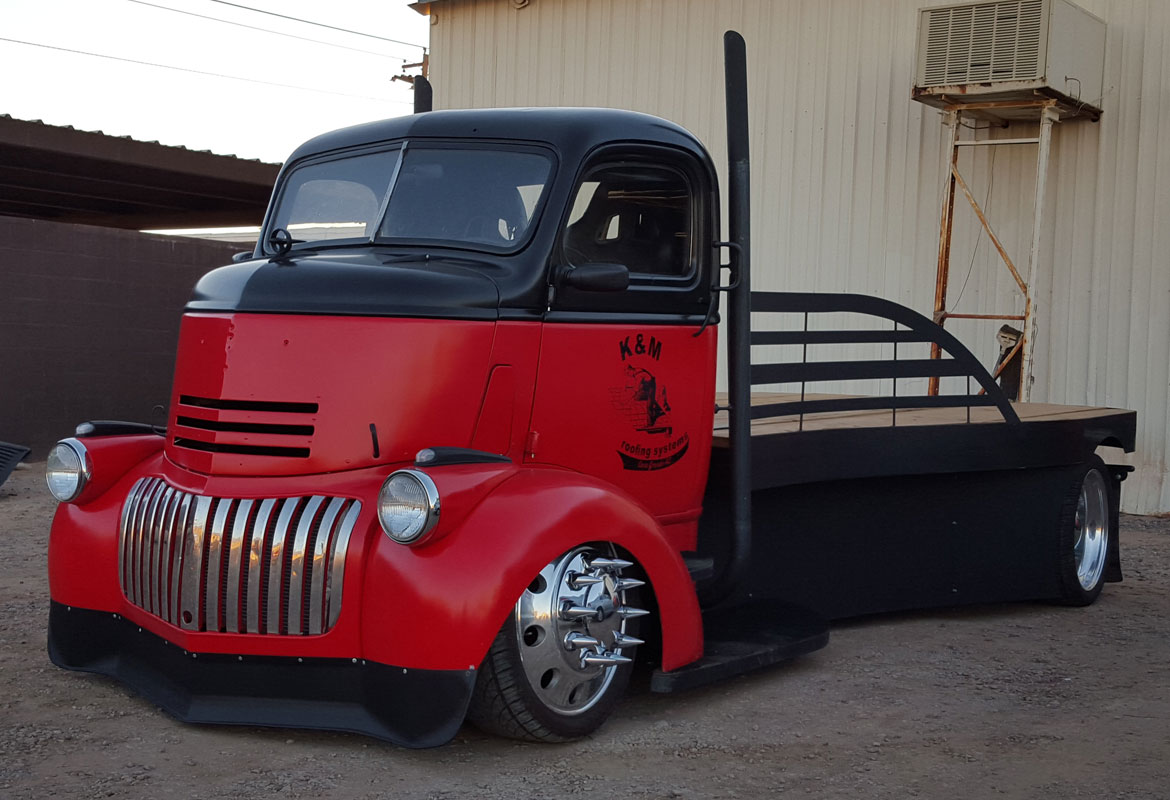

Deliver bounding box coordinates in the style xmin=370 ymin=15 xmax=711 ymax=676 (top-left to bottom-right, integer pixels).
xmin=0 ymin=115 xmax=279 ymax=229
xmin=0 ymin=114 xmax=277 ymax=165
xmin=426 ymin=0 xmax=1170 ymax=512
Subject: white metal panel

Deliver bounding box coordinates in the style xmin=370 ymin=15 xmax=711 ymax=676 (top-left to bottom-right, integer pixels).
xmin=425 ymin=0 xmax=1170 ymax=512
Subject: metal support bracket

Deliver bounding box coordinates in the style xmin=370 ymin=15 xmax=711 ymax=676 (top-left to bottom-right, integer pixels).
xmin=929 ymin=100 xmax=1059 ymax=402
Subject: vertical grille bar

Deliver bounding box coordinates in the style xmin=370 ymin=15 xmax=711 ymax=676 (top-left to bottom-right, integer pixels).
xmin=180 ymin=496 xmax=212 ymax=631
xmin=246 ymin=499 xmax=277 ymax=634
xmin=267 ymin=498 xmax=301 ymax=635
xmin=146 ymin=487 xmax=175 ymax=613
xmin=224 ymin=498 xmax=254 ymax=633
xmin=118 ymin=478 xmax=147 ymax=596
xmin=287 ymin=495 xmax=325 ymax=635
xmin=204 ymin=499 xmax=234 ymax=632
xmin=128 ymin=480 xmax=158 ymax=604
xmin=326 ymin=501 xmax=361 ymax=631
xmin=135 ymin=481 xmax=166 ymax=607
xmin=152 ymin=488 xmax=180 ymax=616
xmin=167 ymin=492 xmax=194 ymax=626
xmin=308 ymin=498 xmax=346 ymax=635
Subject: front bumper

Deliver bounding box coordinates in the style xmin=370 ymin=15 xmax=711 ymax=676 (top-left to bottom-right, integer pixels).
xmin=48 ymin=601 xmax=476 ymax=748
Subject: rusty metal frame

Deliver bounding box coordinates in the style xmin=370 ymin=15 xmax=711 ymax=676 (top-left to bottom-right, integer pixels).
xmin=928 ymin=100 xmax=1059 ymax=402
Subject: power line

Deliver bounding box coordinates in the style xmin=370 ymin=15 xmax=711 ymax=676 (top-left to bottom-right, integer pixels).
xmin=205 ymin=0 xmax=427 ymax=51
xmin=125 ymin=0 xmax=408 ymax=60
xmin=0 ymin=36 xmax=412 ymax=104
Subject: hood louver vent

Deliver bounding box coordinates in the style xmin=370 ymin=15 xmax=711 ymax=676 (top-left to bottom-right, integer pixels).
xmin=171 ymin=395 xmax=317 ymax=460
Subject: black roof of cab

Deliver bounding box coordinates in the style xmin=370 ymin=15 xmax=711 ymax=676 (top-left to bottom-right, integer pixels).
xmin=283 ymin=107 xmax=712 ymax=167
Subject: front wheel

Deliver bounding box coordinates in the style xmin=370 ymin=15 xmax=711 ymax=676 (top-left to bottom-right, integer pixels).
xmin=467 ymin=545 xmax=648 ymax=741
xmin=1057 ymin=457 xmax=1113 ymax=606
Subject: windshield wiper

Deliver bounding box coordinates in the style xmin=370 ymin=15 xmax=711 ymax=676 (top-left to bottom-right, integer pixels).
xmin=379 ymin=253 xmax=497 ymax=268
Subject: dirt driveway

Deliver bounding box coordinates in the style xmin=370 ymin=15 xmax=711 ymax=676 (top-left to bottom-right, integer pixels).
xmin=2 ymin=462 xmax=1168 ymax=799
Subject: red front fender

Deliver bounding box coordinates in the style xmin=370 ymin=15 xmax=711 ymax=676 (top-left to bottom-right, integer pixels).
xmin=360 ymin=467 xmax=704 ymax=672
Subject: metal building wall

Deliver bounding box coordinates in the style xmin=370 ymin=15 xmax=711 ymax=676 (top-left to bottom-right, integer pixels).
xmin=424 ymin=0 xmax=1170 ymax=513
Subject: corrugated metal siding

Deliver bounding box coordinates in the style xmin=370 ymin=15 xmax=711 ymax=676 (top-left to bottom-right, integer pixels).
xmin=427 ymin=0 xmax=1170 ymax=512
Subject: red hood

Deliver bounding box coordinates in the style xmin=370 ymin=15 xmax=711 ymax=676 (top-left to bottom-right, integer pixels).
xmin=166 ymin=313 xmax=496 ymax=476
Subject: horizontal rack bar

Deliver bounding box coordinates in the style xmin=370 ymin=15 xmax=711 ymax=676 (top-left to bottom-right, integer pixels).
xmin=749 ymin=393 xmax=998 ymax=420
xmin=751 ymin=358 xmax=972 ymax=385
xmin=750 ymin=329 xmax=935 ymax=346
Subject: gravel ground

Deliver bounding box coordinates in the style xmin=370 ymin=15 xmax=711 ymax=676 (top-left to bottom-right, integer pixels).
xmin=2 ymin=462 xmax=1168 ymax=799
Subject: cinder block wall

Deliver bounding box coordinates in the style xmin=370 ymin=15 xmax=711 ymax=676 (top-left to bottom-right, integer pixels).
xmin=0 ymin=216 xmax=241 ymax=458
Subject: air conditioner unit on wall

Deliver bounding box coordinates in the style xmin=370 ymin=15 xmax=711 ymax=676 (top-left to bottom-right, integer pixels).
xmin=912 ymin=0 xmax=1106 ymax=120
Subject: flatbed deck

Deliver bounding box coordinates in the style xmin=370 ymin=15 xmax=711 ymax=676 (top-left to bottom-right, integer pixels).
xmin=710 ymin=393 xmax=1135 ymax=490
xmin=713 ymin=392 xmax=1135 ymax=438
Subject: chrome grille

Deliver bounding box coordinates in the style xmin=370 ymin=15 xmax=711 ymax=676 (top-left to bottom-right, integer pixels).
xmin=118 ymin=477 xmax=360 ymax=635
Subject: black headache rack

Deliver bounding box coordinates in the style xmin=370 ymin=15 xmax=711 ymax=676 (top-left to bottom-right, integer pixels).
xmin=747 ymin=290 xmax=1018 ymax=426
xmin=739 ymin=289 xmax=1132 ymax=489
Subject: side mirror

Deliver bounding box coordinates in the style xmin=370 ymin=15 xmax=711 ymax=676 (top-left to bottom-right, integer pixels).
xmin=558 ymin=262 xmax=630 ymax=292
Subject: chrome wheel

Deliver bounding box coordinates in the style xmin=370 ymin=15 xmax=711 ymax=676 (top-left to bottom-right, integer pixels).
xmin=1074 ymin=469 xmax=1109 ymax=591
xmin=468 ymin=544 xmax=649 ymax=741
xmin=515 ymin=546 xmax=645 ymax=715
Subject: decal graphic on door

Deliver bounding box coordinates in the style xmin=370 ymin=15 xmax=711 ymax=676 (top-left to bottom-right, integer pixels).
xmin=611 ymin=334 xmax=690 ymax=470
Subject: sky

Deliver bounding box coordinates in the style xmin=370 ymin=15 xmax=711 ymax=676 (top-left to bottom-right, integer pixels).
xmin=0 ymin=0 xmax=432 ymax=163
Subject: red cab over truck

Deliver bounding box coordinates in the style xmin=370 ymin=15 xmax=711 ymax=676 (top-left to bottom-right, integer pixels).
xmin=46 ymin=35 xmax=1136 ymax=746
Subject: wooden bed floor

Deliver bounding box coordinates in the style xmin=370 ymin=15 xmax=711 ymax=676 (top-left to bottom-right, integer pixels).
xmin=712 ymin=392 xmax=1130 ymax=442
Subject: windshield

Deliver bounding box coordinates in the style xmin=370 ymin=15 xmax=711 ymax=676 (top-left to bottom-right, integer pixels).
xmin=268 ymin=145 xmax=553 ymax=253
xmin=270 ymin=149 xmax=400 ymax=244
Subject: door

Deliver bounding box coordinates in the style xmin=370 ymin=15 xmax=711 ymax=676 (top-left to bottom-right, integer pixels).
xmin=527 ymin=148 xmax=718 ymax=551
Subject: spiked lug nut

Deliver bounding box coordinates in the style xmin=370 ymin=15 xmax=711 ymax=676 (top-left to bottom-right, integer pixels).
xmin=585 ymin=556 xmax=633 ymax=571
xmin=617 ymin=606 xmax=650 ymax=620
xmin=581 ymin=650 xmax=633 ymax=667
xmin=564 ymin=632 xmax=602 ymax=650
xmin=567 ymin=571 xmax=604 ymax=589
xmin=613 ymin=577 xmax=645 ymax=593
xmin=611 ymin=632 xmax=645 ymax=648
xmin=560 ymin=600 xmax=601 ymax=621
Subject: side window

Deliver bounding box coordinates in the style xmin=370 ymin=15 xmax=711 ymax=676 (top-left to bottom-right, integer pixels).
xmin=562 ymin=163 xmax=693 ymax=278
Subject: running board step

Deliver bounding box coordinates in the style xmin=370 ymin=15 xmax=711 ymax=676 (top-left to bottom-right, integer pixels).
xmin=649 ymin=600 xmax=829 ymax=694
xmin=683 ymin=555 xmax=715 ymax=583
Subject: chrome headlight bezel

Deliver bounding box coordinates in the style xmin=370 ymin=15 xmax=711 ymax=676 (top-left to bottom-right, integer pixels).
xmin=377 ymin=469 xmax=441 ymax=545
xmin=45 ymin=437 xmax=92 ymax=503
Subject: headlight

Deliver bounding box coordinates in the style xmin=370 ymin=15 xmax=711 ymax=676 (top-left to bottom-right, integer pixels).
xmin=378 ymin=469 xmax=440 ymax=544
xmin=45 ymin=438 xmax=91 ymax=503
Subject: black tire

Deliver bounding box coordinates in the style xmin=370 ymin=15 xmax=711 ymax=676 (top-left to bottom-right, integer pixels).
xmin=467 ymin=545 xmax=645 ymax=742
xmin=1056 ymin=455 xmax=1113 ymax=606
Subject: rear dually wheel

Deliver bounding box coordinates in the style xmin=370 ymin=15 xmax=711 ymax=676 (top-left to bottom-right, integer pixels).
xmin=1057 ymin=456 xmax=1113 ymax=606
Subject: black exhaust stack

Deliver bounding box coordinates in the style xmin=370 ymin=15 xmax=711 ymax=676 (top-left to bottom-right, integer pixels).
xmin=708 ymin=30 xmax=752 ymax=605
xmin=414 ymin=76 xmax=433 ymax=114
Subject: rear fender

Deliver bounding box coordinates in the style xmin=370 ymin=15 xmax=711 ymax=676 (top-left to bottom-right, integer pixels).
xmin=360 ymin=467 xmax=703 ymax=672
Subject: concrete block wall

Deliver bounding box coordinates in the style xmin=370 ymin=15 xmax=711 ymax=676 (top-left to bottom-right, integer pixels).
xmin=0 ymin=216 xmax=241 ymax=458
